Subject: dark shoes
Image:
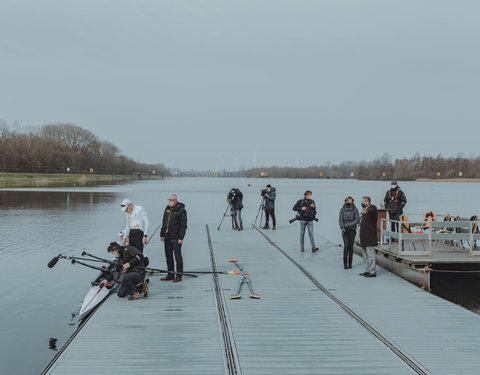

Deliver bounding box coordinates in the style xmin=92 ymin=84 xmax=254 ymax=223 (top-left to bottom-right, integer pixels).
xmin=238 ymin=227 xmax=243 ymax=231
xmin=312 ymin=247 xmax=319 ymax=253
xmin=262 ymin=225 xmax=269 ymax=230
xmin=359 ymin=272 xmax=377 ymax=277
xmin=128 ymin=291 xmax=139 ymax=300
xmin=359 ymin=272 xmax=369 ymax=276
xmin=160 ymin=276 xmax=174 ymax=281
xmin=272 ymin=227 xmax=276 ymax=230
xmin=173 ymin=277 xmax=182 ymax=283
xmin=347 ymin=265 xmax=352 ymax=269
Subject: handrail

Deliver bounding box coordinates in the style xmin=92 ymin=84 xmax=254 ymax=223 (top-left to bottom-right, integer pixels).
xmin=380 ymin=218 xmax=480 ymax=256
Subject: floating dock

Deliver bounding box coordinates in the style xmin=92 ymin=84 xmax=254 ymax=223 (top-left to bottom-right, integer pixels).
xmin=43 ymin=224 xmax=480 ymax=374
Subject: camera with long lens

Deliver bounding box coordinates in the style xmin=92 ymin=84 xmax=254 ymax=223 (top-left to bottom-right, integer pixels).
xmin=260 ymin=189 xmax=268 ymax=197
xmin=289 ymin=215 xmax=319 ymax=224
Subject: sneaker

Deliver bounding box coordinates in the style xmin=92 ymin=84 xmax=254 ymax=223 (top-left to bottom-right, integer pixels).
xmin=359 ymin=272 xmax=369 ymax=276
xmin=160 ymin=276 xmax=174 ymax=281
xmin=128 ymin=291 xmax=139 ymax=300
xmin=173 ymin=277 xmax=182 ymax=283
xmin=301 ymin=248 xmax=305 ymax=252
xmin=364 ymin=273 xmax=377 ymax=278
xmin=142 ymin=280 xmax=149 ymax=296
xmin=312 ymin=247 xmax=319 ymax=253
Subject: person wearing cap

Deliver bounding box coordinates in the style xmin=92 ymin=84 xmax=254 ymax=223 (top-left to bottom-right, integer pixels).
xmin=100 ymin=242 xmax=149 ymax=300
xmin=383 ymin=180 xmax=407 ymax=234
xmin=160 ymin=194 xmax=187 ymax=282
xmin=120 ymin=199 xmax=150 ymax=253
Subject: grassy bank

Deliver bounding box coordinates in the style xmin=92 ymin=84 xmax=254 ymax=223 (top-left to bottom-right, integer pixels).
xmin=0 ymin=173 xmax=163 ymax=188
xmin=416 ymin=178 xmax=480 ymax=182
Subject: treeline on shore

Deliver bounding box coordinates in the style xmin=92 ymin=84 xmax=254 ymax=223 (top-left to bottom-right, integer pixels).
xmin=0 ymin=122 xmax=168 ymax=175
xmin=246 ymin=154 xmax=480 ymax=180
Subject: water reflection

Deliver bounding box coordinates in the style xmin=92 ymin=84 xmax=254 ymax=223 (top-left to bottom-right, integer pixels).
xmin=0 ymin=191 xmax=116 ymax=210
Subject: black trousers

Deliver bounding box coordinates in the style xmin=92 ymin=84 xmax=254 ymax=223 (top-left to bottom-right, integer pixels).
xmin=117 ymin=272 xmax=145 ymax=297
xmin=128 ymin=229 xmax=144 ymax=253
xmin=264 ymin=209 xmax=276 ymax=227
xmin=164 ymin=239 xmax=183 ymax=279
xmin=389 ymin=212 xmax=401 ymax=233
xmin=342 ymin=230 xmax=356 ymax=267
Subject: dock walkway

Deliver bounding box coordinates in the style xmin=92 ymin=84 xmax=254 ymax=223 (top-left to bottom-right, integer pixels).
xmin=44 ymin=223 xmax=480 ymax=374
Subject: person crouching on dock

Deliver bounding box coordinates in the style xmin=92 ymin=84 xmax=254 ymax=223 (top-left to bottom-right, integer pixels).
xmin=100 ymin=242 xmax=148 ymax=300
xmin=338 ymin=196 xmax=360 ymax=269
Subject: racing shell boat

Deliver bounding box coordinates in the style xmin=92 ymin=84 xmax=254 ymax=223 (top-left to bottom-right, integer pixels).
xmin=78 ymin=265 xmax=121 ymax=322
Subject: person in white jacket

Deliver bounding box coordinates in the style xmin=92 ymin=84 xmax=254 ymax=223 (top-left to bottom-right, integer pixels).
xmin=120 ymin=199 xmax=150 ymax=253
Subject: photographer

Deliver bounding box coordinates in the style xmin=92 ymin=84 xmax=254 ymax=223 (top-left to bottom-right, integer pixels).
xmin=293 ymin=190 xmax=319 ymax=253
xmin=261 ymin=184 xmax=276 ymax=230
xmin=227 ymin=188 xmax=244 ymax=230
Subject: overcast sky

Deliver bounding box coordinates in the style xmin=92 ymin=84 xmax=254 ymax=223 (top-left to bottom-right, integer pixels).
xmin=1 ymin=1 xmax=479 ymax=170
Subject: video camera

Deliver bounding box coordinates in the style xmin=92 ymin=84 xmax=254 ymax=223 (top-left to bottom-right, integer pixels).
xmin=289 ymin=215 xmax=319 ymax=224
xmin=261 ymin=189 xmax=268 ymax=197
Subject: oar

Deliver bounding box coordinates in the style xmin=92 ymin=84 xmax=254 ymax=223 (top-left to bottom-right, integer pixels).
xmin=82 ymin=251 xmax=197 ymax=278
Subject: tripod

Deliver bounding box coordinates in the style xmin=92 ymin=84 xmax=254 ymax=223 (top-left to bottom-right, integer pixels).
xmin=218 ymin=202 xmax=235 ymax=231
xmin=253 ymin=197 xmax=266 ymax=229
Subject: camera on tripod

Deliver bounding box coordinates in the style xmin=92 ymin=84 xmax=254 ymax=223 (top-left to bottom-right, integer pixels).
xmin=289 ymin=215 xmax=319 ymax=224
xmin=260 ymin=189 xmax=268 ymax=197
xmin=227 ymin=188 xmax=237 ymax=203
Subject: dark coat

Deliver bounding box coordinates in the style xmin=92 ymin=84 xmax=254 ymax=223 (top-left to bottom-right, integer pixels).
xmin=293 ymin=198 xmax=317 ymax=221
xmin=338 ymin=204 xmax=361 ymax=231
xmin=228 ymin=189 xmax=243 ymax=210
xmin=264 ymin=187 xmax=276 ymax=210
xmin=119 ymin=245 xmax=146 ymax=274
xmin=360 ymin=204 xmax=378 ymax=247
xmin=160 ymin=202 xmax=188 ymax=240
xmin=384 ymin=187 xmax=407 ymax=215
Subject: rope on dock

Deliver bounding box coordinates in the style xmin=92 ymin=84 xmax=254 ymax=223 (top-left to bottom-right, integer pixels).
xmin=206 ymin=224 xmax=242 ymax=375
xmin=254 ymin=225 xmax=432 ymax=375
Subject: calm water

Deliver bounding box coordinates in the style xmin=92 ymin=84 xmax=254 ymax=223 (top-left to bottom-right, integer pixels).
xmin=1 ymin=178 xmax=480 ymax=374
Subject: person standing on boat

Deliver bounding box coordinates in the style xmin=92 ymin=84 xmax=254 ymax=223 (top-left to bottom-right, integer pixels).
xmin=338 ymin=196 xmax=361 ymax=269
xmin=383 ymin=180 xmax=407 ymax=233
xmin=359 ymin=196 xmax=378 ymax=278
xmin=293 ymin=190 xmax=319 ymax=253
xmin=120 ymin=199 xmax=150 ymax=253
xmin=100 ymin=242 xmax=148 ymax=300
xmin=262 ymin=184 xmax=276 ymax=230
xmin=160 ymin=194 xmax=187 ymax=282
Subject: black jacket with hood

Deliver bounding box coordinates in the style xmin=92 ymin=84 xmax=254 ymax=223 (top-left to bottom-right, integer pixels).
xmin=264 ymin=187 xmax=276 ymax=210
xmin=160 ymin=202 xmax=188 ymax=240
xmin=228 ymin=188 xmax=244 ymax=210
xmin=384 ymin=187 xmax=407 ymax=215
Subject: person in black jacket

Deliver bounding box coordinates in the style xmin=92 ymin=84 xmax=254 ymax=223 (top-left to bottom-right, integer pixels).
xmin=160 ymin=194 xmax=187 ymax=282
xmin=383 ymin=180 xmax=407 ymax=233
xmin=100 ymin=242 xmax=148 ymax=300
xmin=338 ymin=196 xmax=361 ymax=269
xmin=293 ymin=190 xmax=319 ymax=252
xmin=227 ymin=188 xmax=244 ymax=230
xmin=262 ymin=184 xmax=276 ymax=230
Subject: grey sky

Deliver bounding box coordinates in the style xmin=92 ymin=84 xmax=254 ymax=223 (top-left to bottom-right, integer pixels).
xmin=1 ymin=1 xmax=479 ymax=170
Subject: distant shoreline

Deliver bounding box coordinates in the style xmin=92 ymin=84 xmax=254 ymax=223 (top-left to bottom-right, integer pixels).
xmin=415 ymin=178 xmax=480 ymax=182
xmin=0 ymin=173 xmax=163 ymax=188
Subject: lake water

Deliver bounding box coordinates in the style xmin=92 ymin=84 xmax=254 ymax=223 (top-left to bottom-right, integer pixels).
xmin=1 ymin=177 xmax=480 ymax=375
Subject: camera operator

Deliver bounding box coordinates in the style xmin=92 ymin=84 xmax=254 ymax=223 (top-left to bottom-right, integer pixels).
xmin=261 ymin=184 xmax=276 ymax=230
xmin=293 ymin=190 xmax=319 ymax=253
xmin=227 ymin=188 xmax=244 ymax=231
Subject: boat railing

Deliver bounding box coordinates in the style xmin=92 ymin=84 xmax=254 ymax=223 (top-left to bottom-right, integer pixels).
xmin=380 ymin=218 xmax=480 ymax=256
